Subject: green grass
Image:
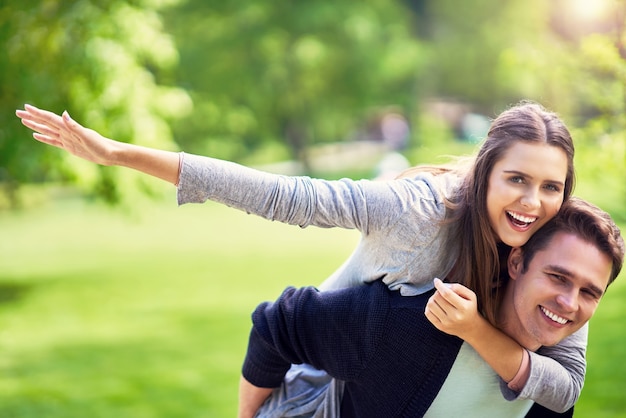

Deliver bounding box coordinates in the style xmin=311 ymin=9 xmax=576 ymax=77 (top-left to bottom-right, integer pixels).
xmin=0 ymin=195 xmax=358 ymax=417
xmin=0 ymin=192 xmax=625 ymax=417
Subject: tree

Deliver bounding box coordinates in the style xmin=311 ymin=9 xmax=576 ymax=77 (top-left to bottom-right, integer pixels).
xmin=163 ymin=0 xmax=427 ymax=168
xmin=557 ymin=2 xmax=626 ymax=220
xmin=0 ymin=0 xmax=190 ymax=205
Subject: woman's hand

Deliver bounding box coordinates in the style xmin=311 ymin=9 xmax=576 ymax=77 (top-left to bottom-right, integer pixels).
xmin=16 ymin=104 xmax=121 ymax=166
xmin=16 ymin=104 xmax=181 ymax=184
xmin=424 ymin=278 xmax=483 ymax=341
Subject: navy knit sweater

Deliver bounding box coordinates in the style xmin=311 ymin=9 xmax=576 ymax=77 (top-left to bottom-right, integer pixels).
xmin=242 ymin=280 xmax=574 ymax=418
xmin=243 ymin=281 xmax=462 ymax=417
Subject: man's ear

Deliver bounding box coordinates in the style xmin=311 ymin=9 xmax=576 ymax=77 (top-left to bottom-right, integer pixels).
xmin=508 ymin=247 xmax=524 ymax=281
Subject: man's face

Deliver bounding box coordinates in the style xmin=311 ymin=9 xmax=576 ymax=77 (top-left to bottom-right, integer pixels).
xmin=501 ymin=231 xmax=612 ymax=350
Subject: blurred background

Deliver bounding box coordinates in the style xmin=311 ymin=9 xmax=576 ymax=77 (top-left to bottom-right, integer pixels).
xmin=1 ymin=0 xmax=625 ymax=417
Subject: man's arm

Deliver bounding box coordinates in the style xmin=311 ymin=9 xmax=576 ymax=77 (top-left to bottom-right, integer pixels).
xmin=240 ymin=283 xmax=390 ymax=414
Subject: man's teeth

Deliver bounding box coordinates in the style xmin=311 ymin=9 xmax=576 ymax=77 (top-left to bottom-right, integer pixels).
xmin=507 ymin=211 xmax=537 ymax=224
xmin=541 ymin=307 xmax=568 ymax=325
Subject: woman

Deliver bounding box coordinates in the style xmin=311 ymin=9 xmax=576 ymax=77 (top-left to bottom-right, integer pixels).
xmin=16 ymin=102 xmax=578 ymax=415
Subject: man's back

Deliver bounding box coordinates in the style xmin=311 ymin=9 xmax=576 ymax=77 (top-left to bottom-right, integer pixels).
xmin=244 ymin=281 xmax=535 ymax=417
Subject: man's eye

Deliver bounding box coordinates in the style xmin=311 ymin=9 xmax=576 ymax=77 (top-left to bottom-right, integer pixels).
xmin=582 ymin=289 xmax=601 ymax=300
xmin=550 ymin=274 xmax=565 ymax=282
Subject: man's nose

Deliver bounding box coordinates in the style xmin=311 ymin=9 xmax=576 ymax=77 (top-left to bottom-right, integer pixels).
xmin=555 ymin=290 xmax=579 ymax=312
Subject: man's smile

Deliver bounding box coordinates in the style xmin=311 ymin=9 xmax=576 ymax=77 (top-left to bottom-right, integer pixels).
xmin=540 ymin=306 xmax=569 ymax=325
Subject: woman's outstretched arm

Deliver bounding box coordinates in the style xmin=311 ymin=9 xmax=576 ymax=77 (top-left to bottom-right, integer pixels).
xmin=16 ymin=104 xmax=181 ymax=185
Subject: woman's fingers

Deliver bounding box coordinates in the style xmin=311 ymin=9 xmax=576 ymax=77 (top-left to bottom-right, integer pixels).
xmin=18 ymin=105 xmax=90 ymax=150
xmin=21 ymin=105 xmax=65 ymax=131
xmin=20 ymin=116 xmax=59 ymax=138
xmin=17 ymin=107 xmax=72 ymax=150
xmin=433 ymin=278 xmax=476 ymax=302
xmin=32 ymin=132 xmax=63 ymax=148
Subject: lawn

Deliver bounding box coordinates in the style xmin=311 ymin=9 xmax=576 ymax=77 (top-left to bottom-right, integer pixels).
xmin=0 ymin=194 xmax=358 ymax=417
xmin=0 ymin=192 xmax=624 ymax=417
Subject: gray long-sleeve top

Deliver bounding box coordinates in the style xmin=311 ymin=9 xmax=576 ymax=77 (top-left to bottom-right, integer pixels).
xmin=177 ymin=153 xmax=585 ymax=412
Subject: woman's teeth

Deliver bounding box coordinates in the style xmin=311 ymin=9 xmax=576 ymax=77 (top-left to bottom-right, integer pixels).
xmin=507 ymin=211 xmax=537 ymax=225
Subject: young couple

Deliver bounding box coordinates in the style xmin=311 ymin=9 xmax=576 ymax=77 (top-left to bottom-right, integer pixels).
xmin=16 ymin=102 xmax=623 ymax=417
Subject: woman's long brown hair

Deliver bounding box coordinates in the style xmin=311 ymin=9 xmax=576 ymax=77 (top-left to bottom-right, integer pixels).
xmin=400 ymin=102 xmax=576 ymax=326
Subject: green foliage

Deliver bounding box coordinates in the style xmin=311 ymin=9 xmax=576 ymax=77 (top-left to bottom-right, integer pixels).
xmin=543 ymin=24 xmax=626 ymax=220
xmin=164 ymin=0 xmax=427 ymax=162
xmin=1 ymin=0 xmax=626 ymax=211
xmin=0 ymin=0 xmax=190 ymax=205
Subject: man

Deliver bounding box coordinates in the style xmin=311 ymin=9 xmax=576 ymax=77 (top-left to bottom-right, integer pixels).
xmin=238 ymin=197 xmax=624 ymax=418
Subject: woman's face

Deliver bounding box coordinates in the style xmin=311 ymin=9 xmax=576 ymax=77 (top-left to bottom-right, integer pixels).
xmin=486 ymin=141 xmax=569 ymax=248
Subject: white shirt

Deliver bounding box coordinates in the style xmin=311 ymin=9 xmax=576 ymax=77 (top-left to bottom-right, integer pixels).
xmin=426 ymin=342 xmax=534 ymax=417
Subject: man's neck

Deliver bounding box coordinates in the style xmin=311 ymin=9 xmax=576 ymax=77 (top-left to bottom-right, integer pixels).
xmin=498 ymin=293 xmax=541 ymax=352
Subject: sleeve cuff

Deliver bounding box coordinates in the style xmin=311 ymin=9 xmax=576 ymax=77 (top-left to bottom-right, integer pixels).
xmin=507 ymin=348 xmax=531 ymax=392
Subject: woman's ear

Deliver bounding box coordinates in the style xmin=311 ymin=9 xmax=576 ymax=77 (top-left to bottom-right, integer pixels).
xmin=508 ymin=247 xmax=524 ymax=281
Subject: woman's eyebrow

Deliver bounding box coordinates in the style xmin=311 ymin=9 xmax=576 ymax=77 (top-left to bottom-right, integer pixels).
xmin=503 ymin=170 xmax=565 ymax=186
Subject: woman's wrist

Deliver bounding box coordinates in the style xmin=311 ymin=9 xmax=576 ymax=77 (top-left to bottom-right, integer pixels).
xmin=507 ymin=348 xmax=531 ymax=391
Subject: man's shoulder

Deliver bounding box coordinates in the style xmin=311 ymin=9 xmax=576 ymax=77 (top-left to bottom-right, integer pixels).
xmin=294 ymin=279 xmax=435 ymax=319
xmin=385 ymin=282 xmax=435 ymax=310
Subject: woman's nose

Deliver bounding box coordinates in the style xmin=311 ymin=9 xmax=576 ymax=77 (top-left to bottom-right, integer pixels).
xmin=520 ymin=188 xmax=540 ymax=210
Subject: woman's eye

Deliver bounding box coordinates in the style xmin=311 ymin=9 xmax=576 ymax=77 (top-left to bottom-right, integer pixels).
xmin=510 ymin=176 xmax=524 ymax=184
xmin=543 ymin=183 xmax=561 ymax=192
